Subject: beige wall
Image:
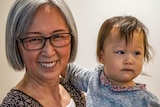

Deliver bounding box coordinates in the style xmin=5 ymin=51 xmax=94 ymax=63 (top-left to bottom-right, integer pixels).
xmin=0 ymin=0 xmax=160 ymax=102
xmin=0 ymin=0 xmax=25 ymax=103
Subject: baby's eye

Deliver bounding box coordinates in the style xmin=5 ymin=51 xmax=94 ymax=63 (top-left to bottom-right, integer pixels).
xmin=133 ymin=51 xmax=141 ymax=55
xmin=116 ymin=51 xmax=125 ymax=54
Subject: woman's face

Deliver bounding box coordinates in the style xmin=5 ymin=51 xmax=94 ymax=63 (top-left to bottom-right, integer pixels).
xmin=18 ymin=5 xmax=71 ymax=82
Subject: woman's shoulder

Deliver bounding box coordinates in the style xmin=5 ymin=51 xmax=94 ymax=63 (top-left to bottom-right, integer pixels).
xmin=0 ymin=89 xmax=42 ymax=107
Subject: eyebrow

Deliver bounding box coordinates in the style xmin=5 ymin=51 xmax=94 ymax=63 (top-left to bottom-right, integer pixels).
xmin=135 ymin=45 xmax=144 ymax=50
xmin=26 ymin=29 xmax=69 ymax=35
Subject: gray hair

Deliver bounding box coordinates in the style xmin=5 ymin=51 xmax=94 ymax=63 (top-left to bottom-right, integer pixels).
xmin=6 ymin=0 xmax=78 ymax=71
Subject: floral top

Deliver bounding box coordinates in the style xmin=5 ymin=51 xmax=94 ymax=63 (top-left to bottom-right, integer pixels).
xmin=0 ymin=90 xmax=43 ymax=107
xmin=0 ymin=77 xmax=86 ymax=107
xmin=67 ymin=64 xmax=160 ymax=107
xmin=100 ymin=71 xmax=146 ymax=92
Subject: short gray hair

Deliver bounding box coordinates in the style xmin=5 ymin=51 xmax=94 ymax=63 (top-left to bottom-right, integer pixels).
xmin=6 ymin=0 xmax=78 ymax=71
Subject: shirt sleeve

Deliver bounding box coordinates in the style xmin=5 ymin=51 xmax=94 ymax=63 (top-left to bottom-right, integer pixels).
xmin=147 ymin=91 xmax=160 ymax=107
xmin=65 ymin=63 xmax=92 ymax=92
xmin=65 ymin=63 xmax=104 ymax=92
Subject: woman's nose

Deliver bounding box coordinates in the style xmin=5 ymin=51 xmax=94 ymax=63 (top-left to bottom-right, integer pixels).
xmin=41 ymin=40 xmax=56 ymax=57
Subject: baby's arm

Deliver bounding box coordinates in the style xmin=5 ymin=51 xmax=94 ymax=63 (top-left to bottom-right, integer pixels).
xmin=67 ymin=63 xmax=91 ymax=92
xmin=65 ymin=64 xmax=103 ymax=92
xmin=65 ymin=63 xmax=92 ymax=92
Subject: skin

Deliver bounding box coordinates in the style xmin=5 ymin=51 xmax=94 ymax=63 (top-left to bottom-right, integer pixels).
xmin=15 ymin=4 xmax=71 ymax=107
xmin=99 ymin=28 xmax=145 ymax=87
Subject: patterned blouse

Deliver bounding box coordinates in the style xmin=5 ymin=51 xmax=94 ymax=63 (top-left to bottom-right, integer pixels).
xmin=0 ymin=77 xmax=86 ymax=107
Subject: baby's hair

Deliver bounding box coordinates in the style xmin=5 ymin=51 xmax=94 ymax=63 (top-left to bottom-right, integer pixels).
xmin=97 ymin=16 xmax=153 ymax=63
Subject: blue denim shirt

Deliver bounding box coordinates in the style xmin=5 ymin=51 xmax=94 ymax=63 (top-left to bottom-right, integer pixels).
xmin=65 ymin=64 xmax=160 ymax=107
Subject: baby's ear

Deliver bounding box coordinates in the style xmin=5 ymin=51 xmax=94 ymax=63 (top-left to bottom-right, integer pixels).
xmin=98 ymin=50 xmax=105 ymax=64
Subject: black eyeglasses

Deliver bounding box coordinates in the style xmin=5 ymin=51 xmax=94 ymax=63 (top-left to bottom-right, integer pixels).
xmin=17 ymin=33 xmax=72 ymax=51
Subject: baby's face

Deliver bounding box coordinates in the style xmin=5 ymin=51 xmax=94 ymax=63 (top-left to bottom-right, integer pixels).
xmin=99 ymin=30 xmax=145 ymax=86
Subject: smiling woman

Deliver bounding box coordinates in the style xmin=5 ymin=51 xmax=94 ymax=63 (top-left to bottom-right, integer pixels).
xmin=0 ymin=0 xmax=85 ymax=107
xmin=1 ymin=0 xmax=160 ymax=105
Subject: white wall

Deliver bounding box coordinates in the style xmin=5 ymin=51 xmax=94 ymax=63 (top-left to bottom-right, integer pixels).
xmin=0 ymin=0 xmax=160 ymax=102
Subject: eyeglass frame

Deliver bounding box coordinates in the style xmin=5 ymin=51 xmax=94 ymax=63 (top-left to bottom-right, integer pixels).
xmin=17 ymin=32 xmax=72 ymax=51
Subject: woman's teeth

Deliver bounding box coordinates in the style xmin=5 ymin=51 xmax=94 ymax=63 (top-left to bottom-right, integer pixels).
xmin=40 ymin=62 xmax=56 ymax=67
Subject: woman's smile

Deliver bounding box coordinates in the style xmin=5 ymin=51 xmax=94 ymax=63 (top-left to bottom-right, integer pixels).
xmin=40 ymin=61 xmax=57 ymax=68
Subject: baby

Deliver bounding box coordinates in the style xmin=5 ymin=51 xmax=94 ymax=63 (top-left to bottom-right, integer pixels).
xmin=66 ymin=16 xmax=160 ymax=107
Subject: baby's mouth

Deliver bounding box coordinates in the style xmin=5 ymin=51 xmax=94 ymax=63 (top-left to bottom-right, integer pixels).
xmin=122 ymin=68 xmax=134 ymax=72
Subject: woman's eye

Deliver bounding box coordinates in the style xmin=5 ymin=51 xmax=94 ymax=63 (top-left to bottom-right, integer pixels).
xmin=52 ymin=35 xmax=63 ymax=41
xmin=54 ymin=35 xmax=61 ymax=38
xmin=27 ymin=38 xmax=43 ymax=43
xmin=116 ymin=51 xmax=125 ymax=54
xmin=29 ymin=38 xmax=37 ymax=42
